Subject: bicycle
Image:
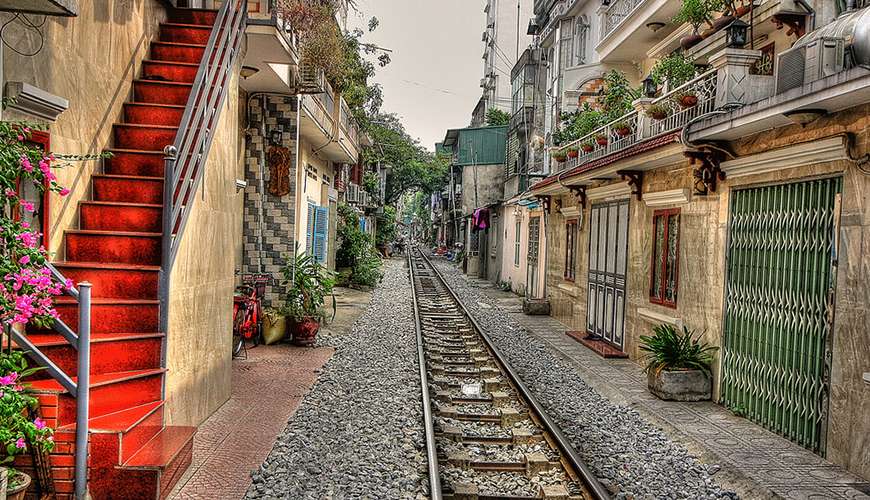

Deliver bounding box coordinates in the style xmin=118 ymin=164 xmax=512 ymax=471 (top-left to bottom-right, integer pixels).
xmin=232 ymin=273 xmax=270 ymax=358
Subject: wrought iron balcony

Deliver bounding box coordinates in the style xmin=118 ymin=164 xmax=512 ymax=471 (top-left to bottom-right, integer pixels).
xmin=554 ymin=69 xmax=717 ymax=172
xmin=601 ymin=0 xmax=646 ymax=40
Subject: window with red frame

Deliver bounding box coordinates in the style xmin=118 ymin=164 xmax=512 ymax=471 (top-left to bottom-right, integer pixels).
xmin=564 ymin=219 xmax=577 ymax=281
xmin=650 ymin=208 xmax=680 ymax=307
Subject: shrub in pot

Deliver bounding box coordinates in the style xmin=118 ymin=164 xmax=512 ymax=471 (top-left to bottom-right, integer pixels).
xmin=595 ymin=134 xmax=608 ymax=146
xmin=281 ymin=252 xmax=335 ymax=346
xmin=566 ymin=146 xmax=579 ymax=159
xmin=552 ymin=150 xmax=567 ymax=163
xmin=580 ymin=142 xmax=595 ymax=153
xmin=675 ymin=91 xmax=699 ymax=108
xmin=650 ymin=53 xmax=698 ymax=93
xmin=613 ymin=121 xmax=632 ymax=137
xmin=646 ymin=103 xmax=671 ymax=120
xmin=673 ymin=0 xmax=721 ymax=48
xmin=0 ymin=351 xmax=55 ymax=500
xmin=639 ymin=323 xmax=718 ymax=401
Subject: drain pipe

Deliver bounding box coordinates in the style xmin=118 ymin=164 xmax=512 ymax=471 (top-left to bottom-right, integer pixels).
xmin=795 ymin=0 xmax=815 ymax=31
xmin=680 ymin=109 xmax=738 ymax=159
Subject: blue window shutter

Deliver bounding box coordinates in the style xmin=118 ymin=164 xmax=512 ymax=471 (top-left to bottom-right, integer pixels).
xmin=359 ymin=217 xmax=366 ymax=232
xmin=313 ymin=206 xmax=329 ymax=263
xmin=306 ymin=202 xmax=316 ymax=255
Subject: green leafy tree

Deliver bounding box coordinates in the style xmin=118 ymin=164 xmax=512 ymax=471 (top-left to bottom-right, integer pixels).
xmin=376 ymin=206 xmax=397 ymax=247
xmin=485 ymin=108 xmax=510 ymax=126
xmin=650 ymin=53 xmax=698 ymax=88
xmin=335 ymin=203 xmax=383 ymax=286
xmin=601 ymin=70 xmax=639 ymax=122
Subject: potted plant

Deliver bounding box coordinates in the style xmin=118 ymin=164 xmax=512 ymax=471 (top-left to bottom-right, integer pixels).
xmin=566 ymin=146 xmax=579 ymax=159
xmin=1 ymin=351 xmax=55 ymax=500
xmin=674 ymin=91 xmax=699 ymax=108
xmin=646 ymin=103 xmax=671 ymax=120
xmin=673 ymin=0 xmax=720 ymax=49
xmin=639 ymin=324 xmax=718 ymax=401
xmin=262 ymin=307 xmax=287 ymax=345
xmin=613 ymin=121 xmax=632 ymax=137
xmin=281 ymin=251 xmax=335 ymax=346
xmin=594 ymin=133 xmax=609 ymax=146
xmin=552 ymin=150 xmax=567 ymax=163
xmin=580 ymin=141 xmax=595 ymax=153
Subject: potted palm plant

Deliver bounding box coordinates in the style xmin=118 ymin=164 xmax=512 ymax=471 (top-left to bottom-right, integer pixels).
xmin=1 ymin=351 xmax=55 ymax=500
xmin=639 ymin=324 xmax=718 ymax=401
xmin=281 ymin=251 xmax=335 ymax=346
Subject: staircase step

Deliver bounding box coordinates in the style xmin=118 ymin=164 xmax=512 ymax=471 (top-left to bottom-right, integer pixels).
xmin=104 ymin=149 xmax=165 ymax=177
xmin=124 ymin=102 xmax=185 ymax=127
xmin=142 ymin=59 xmax=200 ymax=84
xmin=93 ymin=174 xmax=163 ymax=204
xmin=22 ymin=333 xmax=164 ymax=379
xmin=29 ymin=369 xmax=166 ymax=426
xmin=133 ymin=79 xmax=193 ymax=106
xmin=113 ymin=123 xmax=178 ymax=151
xmin=169 ymin=8 xmax=218 ymax=26
xmin=160 ymin=22 xmax=213 ymax=45
xmin=66 ymin=230 xmax=161 ymax=266
xmin=80 ymin=201 xmax=162 ymax=233
xmin=53 ymin=262 xmax=159 ymax=300
xmin=88 ymin=401 xmax=165 ymax=464
xmin=150 ymin=41 xmax=206 ymax=64
xmin=124 ymin=426 xmax=196 ymax=499
xmin=54 ymin=297 xmax=159 ymax=334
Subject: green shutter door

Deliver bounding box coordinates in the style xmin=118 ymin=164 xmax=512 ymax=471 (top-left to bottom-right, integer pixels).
xmin=306 ymin=202 xmax=316 ymax=255
xmin=312 ymin=206 xmax=329 ymax=264
xmin=721 ymin=177 xmax=841 ymax=454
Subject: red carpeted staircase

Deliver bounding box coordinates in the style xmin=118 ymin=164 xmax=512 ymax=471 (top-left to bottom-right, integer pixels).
xmin=23 ymin=8 xmax=220 ymax=500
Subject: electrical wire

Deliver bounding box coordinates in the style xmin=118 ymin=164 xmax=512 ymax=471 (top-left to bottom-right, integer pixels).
xmin=1 ymin=13 xmax=47 ymax=57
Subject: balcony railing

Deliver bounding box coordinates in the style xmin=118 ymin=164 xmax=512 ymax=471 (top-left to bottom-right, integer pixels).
xmin=601 ymin=0 xmax=645 ymax=40
xmin=555 ymin=69 xmax=717 ymax=172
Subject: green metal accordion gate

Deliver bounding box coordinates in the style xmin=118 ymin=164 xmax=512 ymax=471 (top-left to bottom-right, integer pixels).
xmin=721 ymin=176 xmax=841 ymax=454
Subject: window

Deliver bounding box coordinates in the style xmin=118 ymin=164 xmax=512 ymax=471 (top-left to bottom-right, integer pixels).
xmin=306 ymin=203 xmax=329 ymax=263
xmin=574 ymin=16 xmax=590 ymax=66
xmin=650 ymin=209 xmax=680 ymax=307
xmin=559 ymin=19 xmax=574 ymax=72
xmin=514 ymin=220 xmax=521 ymax=267
xmin=564 ymin=219 xmax=578 ymax=281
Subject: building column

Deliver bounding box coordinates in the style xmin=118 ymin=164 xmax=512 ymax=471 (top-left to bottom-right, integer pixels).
xmin=709 ymin=48 xmax=764 ymax=110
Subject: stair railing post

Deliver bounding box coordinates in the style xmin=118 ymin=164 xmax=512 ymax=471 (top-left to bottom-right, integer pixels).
xmin=74 ymin=282 xmax=91 ymax=500
xmin=159 ymin=146 xmax=178 ymax=337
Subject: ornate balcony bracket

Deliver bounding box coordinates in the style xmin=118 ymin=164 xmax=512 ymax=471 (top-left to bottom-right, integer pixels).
xmin=617 ymin=170 xmax=643 ymax=200
xmin=686 ymin=151 xmax=726 ymax=195
xmin=772 ymin=14 xmax=807 ymax=40
xmin=568 ymin=185 xmax=588 ymax=209
xmin=537 ymin=195 xmax=552 ymax=213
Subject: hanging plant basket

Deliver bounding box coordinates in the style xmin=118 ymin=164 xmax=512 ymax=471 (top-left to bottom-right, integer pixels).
xmin=646 ymin=104 xmax=671 ymax=121
xmin=553 ymin=153 xmax=567 ymax=163
xmin=567 ymin=147 xmax=579 ymax=159
xmin=580 ymin=142 xmax=595 ymax=153
xmin=595 ymin=134 xmax=609 ymax=146
xmin=676 ymin=92 xmax=699 ymax=108
xmin=614 ymin=122 xmax=632 ymax=137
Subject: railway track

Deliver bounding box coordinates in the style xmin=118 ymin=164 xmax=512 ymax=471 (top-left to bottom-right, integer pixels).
xmin=410 ymin=249 xmax=610 ymax=500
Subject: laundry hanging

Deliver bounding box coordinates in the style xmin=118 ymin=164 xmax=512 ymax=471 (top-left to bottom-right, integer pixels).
xmin=471 ymin=207 xmax=490 ymax=231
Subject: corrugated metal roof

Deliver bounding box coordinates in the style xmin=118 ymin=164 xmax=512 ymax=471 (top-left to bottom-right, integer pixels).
xmin=442 ymin=126 xmax=507 ymax=166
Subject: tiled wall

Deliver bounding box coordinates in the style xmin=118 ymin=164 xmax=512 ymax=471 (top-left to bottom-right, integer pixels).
xmin=243 ymin=95 xmax=298 ymax=308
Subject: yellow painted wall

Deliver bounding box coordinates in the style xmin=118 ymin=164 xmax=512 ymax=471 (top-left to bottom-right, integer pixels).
xmin=0 ymin=1 xmax=167 ymax=256
xmin=294 ymin=138 xmax=333 ymax=255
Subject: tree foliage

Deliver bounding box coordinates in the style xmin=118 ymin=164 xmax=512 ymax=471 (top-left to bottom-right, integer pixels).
xmin=485 ymin=108 xmax=510 ymax=126
xmin=364 ymin=113 xmax=448 ymax=204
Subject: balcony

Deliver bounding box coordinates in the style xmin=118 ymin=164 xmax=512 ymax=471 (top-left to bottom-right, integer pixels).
xmin=241 ymin=0 xmax=301 ymax=93
xmin=596 ymin=0 xmax=682 ymax=63
xmin=299 ymin=79 xmax=361 ymax=164
xmin=554 ymin=69 xmax=717 ymax=172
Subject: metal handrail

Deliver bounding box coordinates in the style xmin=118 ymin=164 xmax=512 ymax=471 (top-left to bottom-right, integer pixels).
xmin=159 ymin=0 xmax=247 ymax=333
xmin=554 ymin=69 xmax=718 ymax=172
xmin=9 ymin=261 xmax=91 ymax=500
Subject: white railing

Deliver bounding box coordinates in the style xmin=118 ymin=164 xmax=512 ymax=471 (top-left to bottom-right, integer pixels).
xmin=539 ymin=0 xmax=568 ymax=40
xmin=601 ymin=0 xmax=646 ymax=40
xmin=555 ymin=69 xmax=717 ymax=172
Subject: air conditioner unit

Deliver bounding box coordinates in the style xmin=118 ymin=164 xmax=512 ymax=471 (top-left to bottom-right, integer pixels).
xmin=775 ymin=37 xmax=845 ymax=95
xmin=298 ymin=61 xmax=325 ymax=94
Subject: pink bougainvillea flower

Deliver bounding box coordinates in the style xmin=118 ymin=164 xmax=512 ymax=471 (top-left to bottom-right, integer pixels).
xmin=64 ymin=278 xmax=74 ymax=289
xmin=17 ymin=134 xmax=24 ymax=141
xmin=23 ymin=127 xmax=31 ymax=133
xmin=4 ymin=188 xmax=15 ymax=197
xmin=18 ymin=255 xmax=31 ymax=265
xmin=39 ymin=159 xmax=50 ymax=175
xmin=15 ymin=438 xmax=26 ymax=449
xmin=20 ymin=155 xmax=33 ymax=172
xmin=34 ymin=417 xmax=47 ymax=430
xmin=59 ymin=187 xmax=70 ymax=196
xmin=0 ymin=372 xmax=19 ymax=386
xmin=19 ymin=200 xmax=35 ymax=212
xmin=21 ymin=221 xmax=30 ymax=229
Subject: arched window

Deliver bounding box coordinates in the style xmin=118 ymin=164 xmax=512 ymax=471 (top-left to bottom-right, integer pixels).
xmin=575 ymin=15 xmax=590 ymax=66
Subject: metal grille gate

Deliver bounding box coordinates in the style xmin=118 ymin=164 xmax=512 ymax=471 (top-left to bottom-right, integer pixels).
xmin=586 ymin=200 xmax=630 ymax=348
xmin=721 ymin=177 xmax=841 ymax=453
xmin=527 ymin=216 xmax=541 ymax=298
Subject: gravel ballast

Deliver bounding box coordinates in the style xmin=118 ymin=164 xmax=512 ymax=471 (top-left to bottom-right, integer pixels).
xmin=245 ymin=260 xmax=426 ymax=499
xmin=431 ymin=258 xmax=737 ymax=500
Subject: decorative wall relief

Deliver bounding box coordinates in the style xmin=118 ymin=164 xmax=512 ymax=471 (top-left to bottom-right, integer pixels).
xmin=268 ymin=145 xmax=291 ymax=197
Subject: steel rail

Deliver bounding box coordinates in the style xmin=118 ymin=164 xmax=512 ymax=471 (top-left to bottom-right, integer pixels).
xmin=408 ymin=250 xmax=444 ymax=500
xmin=413 ymin=248 xmax=612 ymax=500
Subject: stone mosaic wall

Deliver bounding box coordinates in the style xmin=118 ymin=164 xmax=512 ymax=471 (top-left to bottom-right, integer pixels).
xmin=243 ymin=95 xmax=298 ymax=308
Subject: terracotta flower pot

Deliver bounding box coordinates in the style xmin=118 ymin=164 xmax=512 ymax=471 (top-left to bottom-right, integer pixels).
xmin=581 ymin=144 xmax=594 ymax=153
xmin=567 ymin=149 xmax=579 ymax=159
xmin=734 ymin=4 xmax=751 ymax=17
xmin=649 ymin=110 xmax=669 ymax=120
xmin=595 ymin=136 xmax=608 ymax=146
xmin=6 ymin=471 xmax=31 ymax=500
xmin=680 ymin=34 xmax=703 ymax=50
xmin=554 ymin=155 xmax=567 ymax=163
xmin=615 ymin=126 xmax=632 ymax=137
xmin=712 ymin=14 xmax=735 ymax=31
xmin=677 ymin=93 xmax=699 ymax=108
xmin=289 ymin=317 xmax=321 ymax=346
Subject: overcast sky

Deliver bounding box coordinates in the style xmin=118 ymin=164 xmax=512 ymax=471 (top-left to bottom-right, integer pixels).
xmin=348 ymin=0 xmax=485 ymax=150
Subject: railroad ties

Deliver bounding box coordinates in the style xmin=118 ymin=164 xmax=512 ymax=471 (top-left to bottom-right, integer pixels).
xmin=410 ymin=249 xmax=605 ymax=500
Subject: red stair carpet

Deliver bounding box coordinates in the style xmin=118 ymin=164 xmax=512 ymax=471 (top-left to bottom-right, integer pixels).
xmin=22 ymin=8 xmax=220 ymax=500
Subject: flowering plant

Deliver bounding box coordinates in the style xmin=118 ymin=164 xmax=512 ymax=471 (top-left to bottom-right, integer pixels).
xmin=1 ymin=119 xmax=73 ymax=329
xmin=0 ymin=350 xmax=54 ymax=478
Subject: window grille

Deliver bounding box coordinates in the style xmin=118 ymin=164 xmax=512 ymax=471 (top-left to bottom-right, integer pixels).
xmin=649 ymin=208 xmax=680 ymax=307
